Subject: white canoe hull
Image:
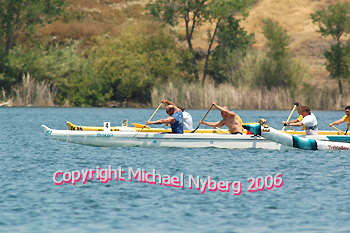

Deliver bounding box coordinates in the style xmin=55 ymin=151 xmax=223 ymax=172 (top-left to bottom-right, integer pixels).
xmin=243 ymin=121 xmax=350 ymax=151
xmin=41 ymin=125 xmax=286 ymax=150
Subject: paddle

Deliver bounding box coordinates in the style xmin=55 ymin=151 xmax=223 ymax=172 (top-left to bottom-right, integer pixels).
xmin=191 ymin=104 xmax=214 ymax=133
xmin=345 ymin=125 xmax=349 ymax=135
xmin=287 ymin=125 xmax=295 ymax=131
xmin=132 ymin=123 xmax=151 ymax=129
xmin=133 ymin=102 xmax=163 ymax=137
xmin=215 ymin=127 xmax=230 ymax=134
xmin=331 ymin=125 xmax=345 ymax=134
xmin=142 ymin=102 xmax=163 ymax=131
xmin=282 ymin=104 xmax=297 ymax=131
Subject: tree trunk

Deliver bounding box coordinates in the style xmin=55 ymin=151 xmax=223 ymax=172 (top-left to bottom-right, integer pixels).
xmin=4 ymin=2 xmax=17 ymax=56
xmin=202 ymin=20 xmax=220 ymax=86
xmin=338 ymin=78 xmax=343 ymax=96
xmin=185 ymin=12 xmax=199 ymax=82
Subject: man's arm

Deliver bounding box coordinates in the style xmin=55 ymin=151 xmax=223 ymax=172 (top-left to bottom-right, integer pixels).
xmin=213 ymin=102 xmax=236 ymax=116
xmin=200 ymin=120 xmax=225 ymax=128
xmin=162 ymin=100 xmax=181 ymax=112
xmin=329 ymin=118 xmax=345 ymax=127
xmin=287 ymin=122 xmax=303 ymax=127
xmin=282 ymin=119 xmax=299 ymax=124
xmin=146 ymin=116 xmax=175 ymax=125
xmin=162 ymin=100 xmax=175 ymax=106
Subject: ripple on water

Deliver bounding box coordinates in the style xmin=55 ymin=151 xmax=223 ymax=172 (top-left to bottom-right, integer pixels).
xmin=0 ymin=108 xmax=349 ymax=232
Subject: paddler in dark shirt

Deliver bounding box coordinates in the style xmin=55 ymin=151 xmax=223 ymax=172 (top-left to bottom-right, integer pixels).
xmin=146 ymin=105 xmax=184 ymax=134
xmin=199 ymin=102 xmax=243 ymax=134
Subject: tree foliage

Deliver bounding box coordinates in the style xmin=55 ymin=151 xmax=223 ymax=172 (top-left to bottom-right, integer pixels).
xmin=0 ymin=0 xmax=67 ymax=56
xmin=208 ymin=15 xmax=255 ymax=84
xmin=146 ymin=0 xmax=255 ymax=84
xmin=311 ymin=2 xmax=350 ymax=95
xmin=79 ymin=25 xmax=182 ymax=106
xmin=257 ymin=18 xmax=301 ymax=89
xmin=0 ymin=0 xmax=68 ymax=91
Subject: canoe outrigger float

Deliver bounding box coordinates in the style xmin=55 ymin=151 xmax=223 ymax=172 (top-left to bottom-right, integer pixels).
xmin=243 ymin=119 xmax=350 ymax=151
xmin=41 ymin=120 xmax=350 ymax=150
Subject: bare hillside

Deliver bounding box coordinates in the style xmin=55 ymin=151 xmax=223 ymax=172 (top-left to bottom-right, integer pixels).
xmin=191 ymin=0 xmax=350 ymax=87
xmin=43 ymin=0 xmax=350 ymax=88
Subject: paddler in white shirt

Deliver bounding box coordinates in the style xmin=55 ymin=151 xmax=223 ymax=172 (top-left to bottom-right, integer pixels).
xmin=284 ymin=106 xmax=318 ymax=135
xmin=282 ymin=102 xmax=306 ymax=130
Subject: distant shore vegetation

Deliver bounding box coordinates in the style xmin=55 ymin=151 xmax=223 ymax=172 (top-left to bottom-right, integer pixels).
xmin=0 ymin=0 xmax=350 ymax=110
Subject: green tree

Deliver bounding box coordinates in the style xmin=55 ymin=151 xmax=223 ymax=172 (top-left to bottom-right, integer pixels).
xmin=146 ymin=0 xmax=255 ymax=84
xmin=0 ymin=0 xmax=67 ymax=57
xmin=87 ymin=25 xmax=181 ymax=105
xmin=257 ymin=18 xmax=301 ymax=89
xmin=0 ymin=0 xmax=68 ymax=90
xmin=208 ymin=15 xmax=255 ymax=84
xmin=311 ymin=2 xmax=350 ymax=95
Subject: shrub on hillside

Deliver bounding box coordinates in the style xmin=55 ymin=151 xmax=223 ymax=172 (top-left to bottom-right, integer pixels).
xmin=256 ymin=18 xmax=302 ymax=90
xmin=2 ymin=40 xmax=89 ymax=105
xmin=88 ymin=24 xmax=182 ymax=104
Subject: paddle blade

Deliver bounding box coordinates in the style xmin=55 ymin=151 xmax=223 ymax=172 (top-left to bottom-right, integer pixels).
xmin=132 ymin=123 xmax=150 ymax=129
xmin=191 ymin=126 xmax=200 ymax=133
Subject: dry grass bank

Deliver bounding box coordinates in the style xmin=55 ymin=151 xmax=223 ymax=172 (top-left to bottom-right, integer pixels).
xmin=2 ymin=74 xmax=58 ymax=107
xmin=152 ymin=82 xmax=350 ymax=110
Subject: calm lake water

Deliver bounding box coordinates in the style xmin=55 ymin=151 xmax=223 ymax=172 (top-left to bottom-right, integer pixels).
xmin=0 ymin=107 xmax=349 ymax=232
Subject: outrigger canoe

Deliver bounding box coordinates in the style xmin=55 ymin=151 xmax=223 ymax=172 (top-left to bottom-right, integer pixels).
xmin=42 ymin=121 xmax=350 ymax=150
xmin=243 ymin=119 xmax=350 ymax=151
xmin=41 ymin=124 xmax=286 ymax=150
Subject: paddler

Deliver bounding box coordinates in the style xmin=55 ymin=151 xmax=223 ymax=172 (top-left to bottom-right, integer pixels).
xmin=146 ymin=105 xmax=184 ymax=134
xmin=282 ymin=102 xmax=306 ymax=131
xmin=284 ymin=106 xmax=318 ymax=135
xmin=199 ymin=102 xmax=243 ymax=134
xmin=329 ymin=106 xmax=350 ymax=128
xmin=161 ymin=99 xmax=193 ymax=130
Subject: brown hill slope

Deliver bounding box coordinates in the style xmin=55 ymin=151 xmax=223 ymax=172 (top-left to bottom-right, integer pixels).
xmin=191 ymin=0 xmax=350 ymax=87
xmin=42 ymin=0 xmax=350 ymax=88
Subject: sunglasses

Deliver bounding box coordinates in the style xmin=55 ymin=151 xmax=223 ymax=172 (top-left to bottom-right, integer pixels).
xmin=345 ymin=110 xmax=350 ymax=113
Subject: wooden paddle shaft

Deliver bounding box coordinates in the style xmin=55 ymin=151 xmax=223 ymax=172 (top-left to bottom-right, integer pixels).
xmin=147 ymin=102 xmax=163 ymax=122
xmin=215 ymin=127 xmax=230 ymax=134
xmin=134 ymin=102 xmax=163 ymax=137
xmin=192 ymin=104 xmax=214 ymax=133
xmin=142 ymin=102 xmax=163 ymax=130
xmin=282 ymin=105 xmax=297 ymax=131
xmin=201 ymin=104 xmax=214 ymax=122
xmin=331 ymin=125 xmax=345 ymax=134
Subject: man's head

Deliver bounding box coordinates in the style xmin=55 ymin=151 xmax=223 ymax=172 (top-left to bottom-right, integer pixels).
xmin=221 ymin=106 xmax=229 ymax=118
xmin=166 ymin=105 xmax=175 ymax=116
xmin=301 ymin=106 xmax=311 ymax=117
xmin=345 ymin=106 xmax=350 ymax=116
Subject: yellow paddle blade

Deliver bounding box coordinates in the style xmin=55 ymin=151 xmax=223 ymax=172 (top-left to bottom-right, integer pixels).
xmin=132 ymin=123 xmax=151 ymax=129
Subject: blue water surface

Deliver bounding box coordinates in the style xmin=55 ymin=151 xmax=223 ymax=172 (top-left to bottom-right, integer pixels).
xmin=0 ymin=107 xmax=349 ymax=232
